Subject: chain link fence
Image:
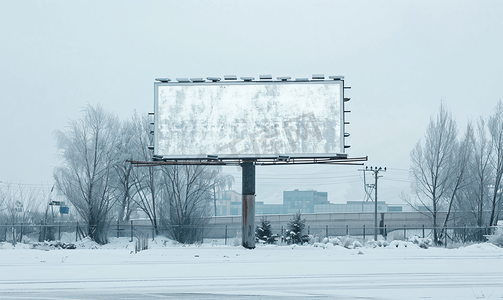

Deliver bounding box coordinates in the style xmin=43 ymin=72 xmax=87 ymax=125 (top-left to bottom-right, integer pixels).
xmin=0 ymin=220 xmax=497 ymax=248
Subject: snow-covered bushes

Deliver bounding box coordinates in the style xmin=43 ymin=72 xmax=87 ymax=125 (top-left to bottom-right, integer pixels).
xmin=408 ymin=236 xmax=432 ymax=249
xmin=388 ymin=240 xmax=420 ymax=248
xmin=32 ymin=241 xmax=76 ymax=250
xmin=339 ymin=236 xmax=362 ymax=249
xmin=366 ymin=239 xmax=389 ymax=248
xmin=320 ymin=236 xmax=362 ymax=249
xmin=321 ymin=237 xmax=344 ymax=246
xmin=485 ymin=226 xmax=503 ymax=247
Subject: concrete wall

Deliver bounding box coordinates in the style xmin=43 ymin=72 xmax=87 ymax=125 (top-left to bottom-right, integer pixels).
xmin=130 ymin=211 xmax=451 ymax=239
xmin=202 ymin=211 xmax=449 ymax=239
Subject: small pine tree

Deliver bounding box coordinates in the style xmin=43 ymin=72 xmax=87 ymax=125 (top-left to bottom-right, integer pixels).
xmin=286 ymin=211 xmax=308 ymax=245
xmin=255 ymin=216 xmax=277 ymax=244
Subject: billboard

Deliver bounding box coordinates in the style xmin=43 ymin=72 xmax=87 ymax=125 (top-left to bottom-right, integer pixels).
xmin=154 ymin=79 xmax=346 ymax=159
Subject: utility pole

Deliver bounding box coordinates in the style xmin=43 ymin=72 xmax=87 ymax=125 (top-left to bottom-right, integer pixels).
xmin=358 ymin=166 xmax=386 ymax=241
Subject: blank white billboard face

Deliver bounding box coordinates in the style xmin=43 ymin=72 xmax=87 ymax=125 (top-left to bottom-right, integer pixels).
xmin=154 ymin=81 xmax=344 ymax=158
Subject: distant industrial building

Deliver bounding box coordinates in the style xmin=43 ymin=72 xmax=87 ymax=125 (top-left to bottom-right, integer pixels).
xmin=283 ymin=189 xmax=329 ymax=214
xmin=215 ymin=189 xmax=402 ymax=216
xmin=215 ymin=190 xmax=241 ymax=216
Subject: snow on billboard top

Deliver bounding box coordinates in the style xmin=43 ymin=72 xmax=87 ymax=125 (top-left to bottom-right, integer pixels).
xmin=154 ymin=80 xmax=344 ymax=159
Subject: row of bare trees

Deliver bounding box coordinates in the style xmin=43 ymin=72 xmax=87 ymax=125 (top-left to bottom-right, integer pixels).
xmin=406 ymin=101 xmax=503 ymax=244
xmin=52 ymin=105 xmax=233 ymax=244
xmin=0 ymin=183 xmax=65 ymax=243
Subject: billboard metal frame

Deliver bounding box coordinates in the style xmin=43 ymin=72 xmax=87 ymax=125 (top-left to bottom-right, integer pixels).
xmin=153 ymin=78 xmax=349 ymax=161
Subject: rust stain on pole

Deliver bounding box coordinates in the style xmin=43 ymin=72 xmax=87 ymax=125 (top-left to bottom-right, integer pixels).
xmin=241 ymin=161 xmax=256 ymax=249
xmin=242 ymin=194 xmax=255 ymax=249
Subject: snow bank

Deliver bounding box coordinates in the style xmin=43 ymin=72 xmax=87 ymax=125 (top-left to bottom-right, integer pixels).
xmin=485 ymin=226 xmax=503 ymax=247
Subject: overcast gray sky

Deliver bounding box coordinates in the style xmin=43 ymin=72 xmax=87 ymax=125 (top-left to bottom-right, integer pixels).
xmin=1 ymin=1 xmax=502 ymax=205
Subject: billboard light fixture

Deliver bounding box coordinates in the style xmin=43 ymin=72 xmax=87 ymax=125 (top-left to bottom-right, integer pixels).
xmin=345 ymin=121 xmax=350 ymax=125
xmin=344 ymin=98 xmax=351 ymax=102
xmin=334 ymin=153 xmax=348 ymax=159
xmin=155 ymin=78 xmax=171 ymax=82
xmin=190 ymin=78 xmax=205 ymax=82
xmin=344 ymin=132 xmax=350 ymax=137
xmin=207 ymin=155 xmax=218 ymax=160
xmin=207 ymin=77 xmax=221 ymax=82
xmin=224 ymin=75 xmax=237 ymax=80
xmin=344 ymin=110 xmax=351 ymax=113
xmin=295 ymin=78 xmax=309 ymax=82
xmin=176 ymin=78 xmax=190 ymax=83
xmin=148 ymin=112 xmax=154 ymax=115
xmin=259 ymin=75 xmax=272 ymax=80
xmin=147 ymin=146 xmax=154 ymax=150
xmin=240 ymin=77 xmax=255 ymax=81
xmin=344 ymin=145 xmax=351 ymax=148
xmin=329 ymin=75 xmax=344 ymax=80
xmin=277 ymin=76 xmax=291 ymax=81
xmin=312 ymin=74 xmax=325 ymax=80
xmin=278 ymin=155 xmax=290 ymax=161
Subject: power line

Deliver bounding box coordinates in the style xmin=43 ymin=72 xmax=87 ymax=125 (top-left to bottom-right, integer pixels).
xmin=0 ymin=182 xmax=54 ymax=189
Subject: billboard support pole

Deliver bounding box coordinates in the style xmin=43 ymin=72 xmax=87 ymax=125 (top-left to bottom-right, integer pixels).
xmin=241 ymin=161 xmax=256 ymax=249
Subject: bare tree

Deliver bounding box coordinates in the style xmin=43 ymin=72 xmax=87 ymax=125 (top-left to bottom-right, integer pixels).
xmin=488 ymin=100 xmax=503 ymax=226
xmin=112 ymin=117 xmax=139 ymax=223
xmin=463 ymin=118 xmax=493 ymax=227
xmin=209 ymin=167 xmax=235 ymax=216
xmin=438 ymin=123 xmax=472 ymax=239
xmin=53 ymin=104 xmax=121 ymax=244
xmin=1 ymin=184 xmax=42 ymax=243
xmin=129 ymin=114 xmax=161 ymax=235
xmin=159 ymin=165 xmax=215 ymax=244
xmin=408 ymin=104 xmax=458 ymax=244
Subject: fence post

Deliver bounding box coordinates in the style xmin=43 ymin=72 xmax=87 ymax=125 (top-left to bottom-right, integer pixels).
xmin=346 ymin=225 xmax=349 ymax=236
xmin=363 ymin=225 xmax=365 ymax=240
xmin=422 ymin=224 xmax=425 ymax=238
xmin=130 ymin=220 xmax=133 ymax=242
xmin=281 ymin=225 xmax=284 ymax=241
xmin=384 ymin=225 xmax=387 ymax=240
xmin=325 ymin=225 xmax=328 ymax=238
xmin=463 ymin=224 xmax=466 ymax=243
xmin=76 ymin=222 xmax=78 ymax=242
xmin=20 ymin=222 xmax=24 ymax=243
xmin=225 ymin=225 xmax=227 ymax=245
xmin=117 ymin=220 xmax=120 ymax=238
xmin=44 ymin=222 xmax=47 ymax=242
xmin=308 ymin=226 xmax=310 ymax=235
xmin=403 ymin=225 xmax=406 ymax=241
xmin=444 ymin=225 xmax=447 ymax=248
xmin=59 ymin=221 xmax=61 ymax=241
xmin=39 ymin=220 xmax=43 ymax=242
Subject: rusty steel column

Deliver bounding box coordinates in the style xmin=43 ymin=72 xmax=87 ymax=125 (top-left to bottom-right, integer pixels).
xmin=241 ymin=161 xmax=256 ymax=249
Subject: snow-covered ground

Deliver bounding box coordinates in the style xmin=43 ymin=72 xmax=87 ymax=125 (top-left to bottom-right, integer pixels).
xmin=0 ymin=237 xmax=502 ymax=300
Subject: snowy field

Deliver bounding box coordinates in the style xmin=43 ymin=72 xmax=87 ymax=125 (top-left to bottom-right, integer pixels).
xmin=0 ymin=237 xmax=502 ymax=300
